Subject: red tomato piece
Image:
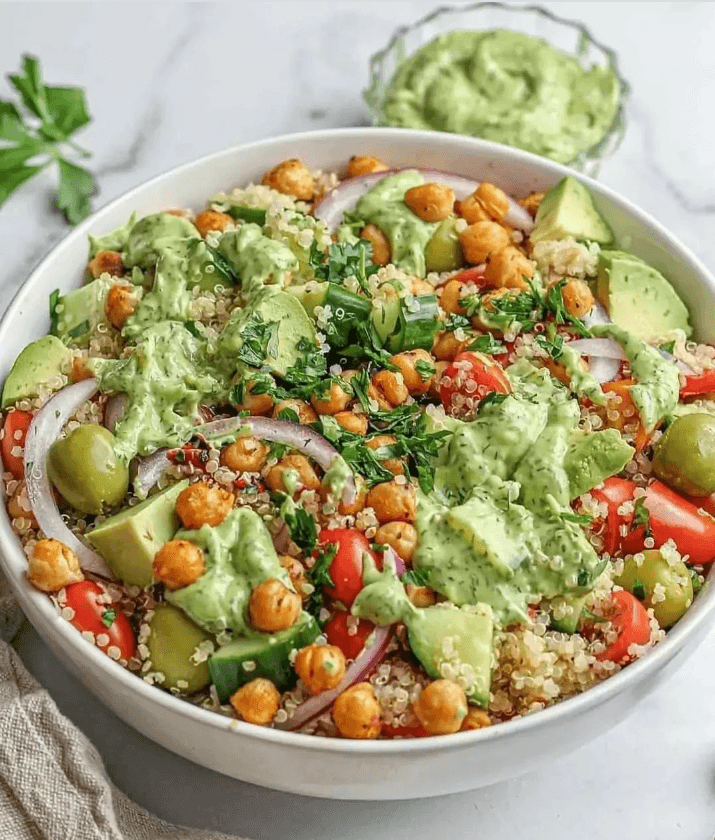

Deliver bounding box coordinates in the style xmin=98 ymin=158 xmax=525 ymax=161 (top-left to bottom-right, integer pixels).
xmin=439 ymin=351 xmax=511 ymax=413
xmin=381 ymin=720 xmax=429 ymax=738
xmin=600 ymin=380 xmax=650 ymax=452
xmin=680 ymin=370 xmax=715 ymax=399
xmin=589 ymin=477 xmax=637 ymax=556
xmin=64 ymin=581 xmax=136 ymax=660
xmin=1 ymin=410 xmax=32 ymax=480
xmin=681 ymin=490 xmax=715 ymax=520
xmin=318 ymin=528 xmax=376 ymax=607
xmin=324 ymin=611 xmax=375 ymax=661
xmin=168 ymin=444 xmax=210 ymax=472
xmin=448 ymin=267 xmax=487 ymax=287
xmin=597 ymin=590 xmax=651 ymax=664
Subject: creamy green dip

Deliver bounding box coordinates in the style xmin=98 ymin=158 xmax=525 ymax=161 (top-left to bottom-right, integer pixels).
xmin=381 ymin=30 xmax=620 ymax=164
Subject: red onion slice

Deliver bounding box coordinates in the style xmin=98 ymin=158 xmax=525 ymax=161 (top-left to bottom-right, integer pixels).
xmin=104 ymin=393 xmax=128 ymax=433
xmin=314 ymin=169 xmax=534 ymax=233
xmin=274 ymin=624 xmax=394 ymax=732
xmin=23 ymin=379 xmax=114 ymax=578
xmin=568 ymin=337 xmax=627 ymax=361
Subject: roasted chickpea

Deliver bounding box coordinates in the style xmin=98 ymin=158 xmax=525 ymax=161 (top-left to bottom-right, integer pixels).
xmin=334 ymin=411 xmax=368 ymax=435
xmin=230 ymin=678 xmax=280 ymax=725
xmin=175 ymin=481 xmax=234 ymax=529
xmin=220 ymin=436 xmax=269 ymax=473
xmin=375 ymin=521 xmax=418 ymax=563
xmin=458 ymin=182 xmax=510 ymax=224
xmin=411 ymin=278 xmax=435 ymax=295
xmin=262 ymin=158 xmax=315 ymax=200
xmin=360 ymin=224 xmax=391 ymax=266
xmin=249 ymin=578 xmax=301 ymax=632
xmin=461 ymin=708 xmax=492 ymax=731
xmin=519 ymin=191 xmax=545 ymax=218
xmin=27 ymin=539 xmax=84 ymax=592
xmin=310 ymin=381 xmax=351 ymax=416
xmin=232 ymin=380 xmax=274 ymax=416
xmin=332 ymin=682 xmax=381 ymax=739
xmin=459 ymin=220 xmax=511 ymax=266
xmin=346 ymin=155 xmax=388 ymax=178
xmin=456 ymin=194 xmax=490 ymax=224
xmin=366 ymin=481 xmax=416 ymax=524
xmin=389 ymin=349 xmax=435 ymax=396
xmin=105 ymin=284 xmax=137 ymax=330
xmin=366 ymin=434 xmax=404 ymax=476
xmin=71 ymin=356 xmax=93 ymax=383
xmin=439 ymin=279 xmax=467 ymax=316
xmin=265 ymin=453 xmax=321 ymax=495
xmin=412 ymin=680 xmax=468 ymax=735
xmin=406 ymin=584 xmax=436 ymax=608
xmin=561 ymin=278 xmax=595 ymax=318
xmin=337 ymin=484 xmax=367 ymax=516
xmin=483 ymin=247 xmax=534 ymax=290
xmin=153 ymin=540 xmax=205 ymax=590
xmin=369 ymin=370 xmax=408 ymax=410
xmin=87 ymin=250 xmax=124 ymax=279
xmin=279 ymin=554 xmax=308 ymax=597
xmin=429 ymin=361 xmax=449 ymax=400
xmin=273 ymin=399 xmax=317 ymax=425
xmin=7 ymin=480 xmax=37 ymax=529
xmin=404 ymin=183 xmax=455 ymax=222
xmin=432 ymin=331 xmax=469 ymax=362
xmin=194 ymin=210 xmax=232 ymax=237
xmin=294 ymin=644 xmax=346 ymax=695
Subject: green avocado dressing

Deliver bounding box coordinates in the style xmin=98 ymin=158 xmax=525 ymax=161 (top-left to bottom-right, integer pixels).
xmin=218 ymin=224 xmax=298 ymax=300
xmin=560 ymin=343 xmax=606 ymax=406
xmin=381 ymin=30 xmax=620 ymax=164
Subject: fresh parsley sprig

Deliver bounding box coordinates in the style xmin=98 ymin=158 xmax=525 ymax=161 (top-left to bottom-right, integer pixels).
xmin=1 ymin=55 xmax=96 ymax=224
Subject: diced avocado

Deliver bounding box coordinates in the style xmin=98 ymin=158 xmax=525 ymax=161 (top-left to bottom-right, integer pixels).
xmin=1 ymin=335 xmax=71 ymax=408
xmin=531 ymin=176 xmax=614 ymax=245
xmin=595 ymin=250 xmax=691 ymax=340
xmin=425 ymin=216 xmax=464 ymax=273
xmin=407 ymin=604 xmax=493 ymax=707
xmin=87 ymin=481 xmax=188 ymax=587
xmin=51 ymin=277 xmax=113 ymax=346
xmin=209 ymin=612 xmax=320 ymax=702
xmin=564 ymin=428 xmax=634 ymax=500
xmin=146 ymin=604 xmax=213 ymax=693
xmin=550 ymin=593 xmax=590 ymax=634
xmin=286 ymin=281 xmax=329 ymax=315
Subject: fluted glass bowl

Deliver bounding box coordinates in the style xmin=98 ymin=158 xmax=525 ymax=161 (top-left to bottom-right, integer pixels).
xmin=364 ymin=2 xmax=630 ymax=176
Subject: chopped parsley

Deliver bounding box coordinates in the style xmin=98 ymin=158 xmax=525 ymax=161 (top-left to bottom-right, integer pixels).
xmin=305 ymin=542 xmax=338 ymax=621
xmin=415 ymin=358 xmax=437 ymax=380
xmin=477 ymin=391 xmax=509 ymax=414
xmin=467 ymin=333 xmax=507 ymax=355
xmin=631 ymin=578 xmax=647 ymax=601
xmin=561 ymin=511 xmax=592 ymax=525
xmin=184 ymin=320 xmax=201 ymax=338
xmin=101 ymin=608 xmax=117 ymax=628
xmin=309 ymin=239 xmax=379 ymax=294
xmin=282 ymin=502 xmax=318 ymax=553
xmin=632 ymin=497 xmax=652 ymax=539
xmin=236 ymin=315 xmax=280 ymax=368
xmin=401 ymin=567 xmax=431 ymax=587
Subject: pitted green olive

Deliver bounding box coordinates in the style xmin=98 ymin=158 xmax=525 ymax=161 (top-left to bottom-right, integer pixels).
xmin=146 ymin=604 xmax=212 ymax=693
xmin=652 ymin=413 xmax=715 ymax=496
xmin=47 ymin=424 xmax=129 ymax=514
xmin=425 ymin=217 xmax=464 ymax=273
xmin=614 ymin=549 xmax=693 ymax=628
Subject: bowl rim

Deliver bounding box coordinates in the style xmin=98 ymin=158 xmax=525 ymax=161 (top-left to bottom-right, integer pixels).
xmin=2 ymin=126 xmax=714 ymax=757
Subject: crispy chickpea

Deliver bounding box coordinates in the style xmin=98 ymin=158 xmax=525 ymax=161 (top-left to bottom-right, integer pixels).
xmin=461 ymin=708 xmax=492 ymax=731
xmin=369 ymin=370 xmax=408 ymax=410
xmin=456 ymin=194 xmax=490 ymax=224
xmin=375 ymin=521 xmax=418 ymax=563
xmin=273 ymin=398 xmax=317 ymax=425
xmin=346 ymin=155 xmax=388 ymax=178
xmin=439 ymin=279 xmax=467 ymax=316
xmin=404 ymin=183 xmax=455 ymax=223
xmin=389 ymin=349 xmax=435 ymax=396
xmin=87 ymin=250 xmax=124 ymax=279
xmin=406 ymin=584 xmax=436 ymax=608
xmin=366 ymin=435 xmax=404 ymax=476
xmin=175 ymin=481 xmax=234 ymax=529
xmin=230 ymin=678 xmax=280 ymax=725
xmin=262 ymin=158 xmax=315 ymax=201
xmin=310 ymin=381 xmax=351 ymax=416
xmin=249 ymin=578 xmax=301 ymax=632
xmin=232 ymin=380 xmax=273 ymax=416
xmin=337 ymin=483 xmax=367 ymax=517
xmin=561 ymin=278 xmax=595 ymax=318
xmin=220 ymin=436 xmax=269 ymax=473
xmin=413 ymin=680 xmax=468 ymax=735
xmin=332 ymin=682 xmax=381 ymax=739
xmin=360 ymin=224 xmax=391 ymax=266
xmin=265 ymin=453 xmax=321 ymax=495
xmin=279 ymin=554 xmax=308 ymax=597
xmin=153 ymin=540 xmax=205 ymax=590
xmin=519 ymin=191 xmax=545 ymax=218
xmin=105 ymin=284 xmax=137 ymax=330
xmin=458 ymin=182 xmax=510 ymax=224
xmin=483 ymin=247 xmax=534 ymax=290
xmin=27 ymin=539 xmax=84 ymax=592
xmin=294 ymin=644 xmax=346 ymax=695
xmin=411 ymin=278 xmax=434 ymax=295
xmin=71 ymin=356 xmax=93 ymax=383
xmin=194 ymin=210 xmax=232 ymax=237
xmin=432 ymin=331 xmax=469 ymax=362
xmin=334 ymin=411 xmax=368 ymax=435
xmin=366 ymin=481 xmax=415 ymax=524
xmin=459 ymin=220 xmax=511 ymax=266
xmin=429 ymin=360 xmax=449 ymax=400
xmin=7 ymin=480 xmax=37 ymax=529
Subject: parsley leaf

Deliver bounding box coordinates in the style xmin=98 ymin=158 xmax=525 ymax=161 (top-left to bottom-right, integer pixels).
xmin=101 ymin=608 xmax=117 ymax=628
xmin=415 ymin=358 xmax=437 ymax=380
xmin=305 ymin=543 xmax=338 ymax=621
xmin=309 ymin=239 xmax=379 ymax=293
xmin=632 ymin=497 xmax=652 ymax=539
xmin=477 ymin=392 xmax=509 ymax=414
xmin=184 ymin=320 xmax=201 ymax=338
xmin=561 ymin=511 xmax=592 ymax=525
xmin=281 ymin=502 xmax=318 ymax=553
xmin=631 ymin=578 xmax=647 ymax=601
xmin=401 ymin=568 xmax=431 ymax=587
xmin=443 ymin=313 xmax=472 ymax=333
xmin=543 ymin=280 xmax=590 ymax=338
xmin=466 ymin=333 xmax=507 ymax=355
xmin=577 ymin=569 xmax=589 ymax=587
xmin=535 ymin=331 xmax=565 ymax=361
xmin=237 ymin=315 xmax=280 ymax=368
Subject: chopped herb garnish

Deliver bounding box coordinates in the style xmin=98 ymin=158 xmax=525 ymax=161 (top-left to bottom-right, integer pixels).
xmin=477 ymin=391 xmax=509 ymax=414
xmin=282 ymin=502 xmax=317 ymax=553
xmin=67 ymin=319 xmax=89 ymax=339
xmin=443 ymin=313 xmax=471 ymax=333
xmin=49 ymin=288 xmax=60 ymax=332
xmin=184 ymin=320 xmax=201 ymax=338
xmin=562 ymin=511 xmax=592 ymax=525
xmin=632 ymin=497 xmax=652 ymax=539
xmin=305 ymin=542 xmax=338 ymax=621
xmin=203 ymin=241 xmax=240 ymax=286
xmin=415 ymin=358 xmax=437 ymax=380
xmin=660 ymin=340 xmax=676 ymax=355
xmin=236 ymin=315 xmax=280 ymax=368
xmin=535 ymin=331 xmax=565 ymax=361
xmin=631 ymin=578 xmax=647 ymax=601
xmin=309 ymin=239 xmax=379 ymax=293
xmin=401 ymin=567 xmax=431 ymax=587
xmin=577 ymin=569 xmax=589 ymax=587
xmin=467 ymin=333 xmax=507 ymax=355
xmin=277 ymin=407 xmax=300 ymax=424
xmin=101 ymin=608 xmax=117 ymax=628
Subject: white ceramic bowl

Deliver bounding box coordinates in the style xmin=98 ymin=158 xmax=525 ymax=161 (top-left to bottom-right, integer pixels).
xmin=1 ymin=129 xmax=714 ymax=800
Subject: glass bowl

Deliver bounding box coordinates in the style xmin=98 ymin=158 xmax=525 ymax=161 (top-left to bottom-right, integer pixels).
xmin=364 ymin=2 xmax=630 ymax=176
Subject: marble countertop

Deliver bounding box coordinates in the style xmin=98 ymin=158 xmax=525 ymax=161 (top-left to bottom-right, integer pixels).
xmin=1 ymin=2 xmax=715 ymax=837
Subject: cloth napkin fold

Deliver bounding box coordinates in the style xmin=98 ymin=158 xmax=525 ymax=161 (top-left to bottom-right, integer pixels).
xmin=0 ymin=583 xmax=246 ymax=840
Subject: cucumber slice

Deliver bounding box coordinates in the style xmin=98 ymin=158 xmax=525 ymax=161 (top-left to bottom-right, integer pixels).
xmin=387 ymin=294 xmax=440 ymax=353
xmin=550 ymin=593 xmax=590 ymax=634
xmin=370 ymin=298 xmax=402 ymax=345
xmin=226 ymin=206 xmax=267 ymax=225
xmin=322 ymin=285 xmax=372 ymax=348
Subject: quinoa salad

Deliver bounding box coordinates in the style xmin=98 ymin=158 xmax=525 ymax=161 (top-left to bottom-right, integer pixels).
xmin=4 ymin=155 xmax=715 ymax=740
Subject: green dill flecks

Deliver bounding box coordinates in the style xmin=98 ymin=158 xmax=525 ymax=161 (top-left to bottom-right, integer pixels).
xmin=466 ymin=333 xmax=507 ymax=355
xmin=67 ymin=319 xmax=89 ymax=339
xmin=477 ymin=391 xmax=509 ymax=414
xmin=101 ymin=608 xmax=117 ymax=628
xmin=281 ymin=502 xmax=318 ymax=553
xmin=561 ymin=511 xmax=592 ymax=525
xmin=49 ymin=288 xmax=60 ymax=332
xmin=691 ymin=570 xmax=704 ymax=594
xmin=415 ymin=358 xmax=437 ymax=380
xmin=401 ymin=567 xmax=431 ymax=587
xmin=631 ymin=578 xmax=647 ymax=601
xmin=632 ymin=497 xmax=652 ymax=538
xmin=309 ymin=239 xmax=379 ymax=294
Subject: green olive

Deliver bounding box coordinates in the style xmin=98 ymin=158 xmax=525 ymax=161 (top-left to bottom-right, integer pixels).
xmin=47 ymin=424 xmax=129 ymax=515
xmin=652 ymin=413 xmax=715 ymax=496
xmin=425 ymin=217 xmax=464 ymax=273
xmin=146 ymin=604 xmax=212 ymax=693
xmin=614 ymin=549 xmax=693 ymax=628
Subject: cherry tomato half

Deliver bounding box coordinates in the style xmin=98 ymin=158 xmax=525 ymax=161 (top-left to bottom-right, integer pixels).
xmin=324 ymin=611 xmax=375 ymax=661
xmin=318 ymin=528 xmax=376 ymax=607
xmin=680 ymin=369 xmax=715 ymax=399
xmin=1 ymin=410 xmax=32 ymax=480
xmin=448 ymin=266 xmax=487 ymax=287
xmin=589 ymin=477 xmax=637 ymax=556
xmin=64 ymin=580 xmax=136 ymax=660
xmin=600 ymin=380 xmax=650 ymax=452
xmin=439 ymin=351 xmax=510 ymax=413
xmin=381 ymin=720 xmax=429 ymax=738
xmin=597 ymin=590 xmax=651 ymax=664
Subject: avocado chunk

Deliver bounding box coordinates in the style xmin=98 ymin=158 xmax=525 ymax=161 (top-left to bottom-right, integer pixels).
xmin=209 ymin=612 xmax=320 ymax=702
xmin=595 ymin=250 xmax=691 ymax=340
xmin=407 ymin=604 xmax=493 ymax=707
xmin=87 ymin=481 xmax=187 ymax=587
xmin=549 ymin=593 xmax=590 ymax=634
xmin=146 ymin=604 xmax=213 ymax=693
xmin=51 ymin=277 xmax=113 ymax=345
xmin=1 ymin=335 xmax=71 ymax=408
xmin=285 ymin=281 xmax=329 ymax=316
xmin=531 ymin=176 xmax=613 ymax=245
xmin=564 ymin=428 xmax=634 ymax=500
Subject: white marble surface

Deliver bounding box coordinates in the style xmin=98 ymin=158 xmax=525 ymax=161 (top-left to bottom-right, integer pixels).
xmin=1 ymin=2 xmax=715 ymax=837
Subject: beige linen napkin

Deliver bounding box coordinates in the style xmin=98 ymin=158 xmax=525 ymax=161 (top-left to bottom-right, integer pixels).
xmin=0 ymin=585 xmax=246 ymax=840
